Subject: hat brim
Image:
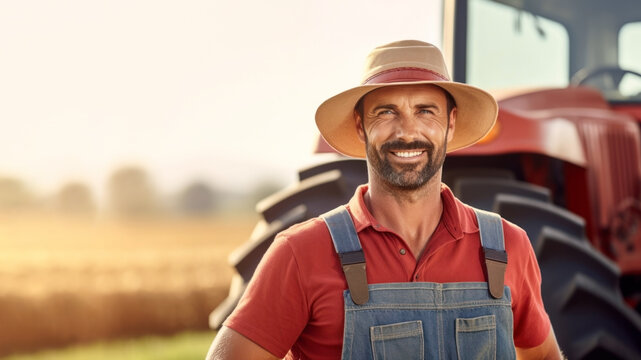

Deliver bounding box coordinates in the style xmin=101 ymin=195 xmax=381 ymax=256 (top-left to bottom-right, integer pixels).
xmin=315 ymin=81 xmax=498 ymax=158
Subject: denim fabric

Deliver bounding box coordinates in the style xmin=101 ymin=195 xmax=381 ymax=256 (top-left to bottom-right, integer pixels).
xmin=456 ymin=314 xmax=496 ymax=359
xmin=341 ymin=282 xmax=515 ymax=359
xmin=323 ymin=205 xmax=363 ymax=253
xmin=321 ymin=207 xmax=516 ymax=359
xmin=474 ymin=208 xmax=504 ymax=252
xmin=370 ymin=320 xmax=424 ymax=360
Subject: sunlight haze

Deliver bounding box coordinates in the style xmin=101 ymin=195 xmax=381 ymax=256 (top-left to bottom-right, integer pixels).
xmin=0 ymin=0 xmax=442 ymax=204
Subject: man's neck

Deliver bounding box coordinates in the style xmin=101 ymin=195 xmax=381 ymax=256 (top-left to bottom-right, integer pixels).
xmin=365 ymin=174 xmax=444 ymax=260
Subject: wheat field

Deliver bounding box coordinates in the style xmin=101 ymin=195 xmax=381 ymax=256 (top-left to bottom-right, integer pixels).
xmin=0 ymin=211 xmax=256 ymax=357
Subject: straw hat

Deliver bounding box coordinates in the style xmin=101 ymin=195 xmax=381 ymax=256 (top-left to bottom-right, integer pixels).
xmin=315 ymin=40 xmax=498 ymax=158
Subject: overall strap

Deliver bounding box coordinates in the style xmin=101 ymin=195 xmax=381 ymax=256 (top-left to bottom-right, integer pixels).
xmin=474 ymin=208 xmax=508 ymax=299
xmin=321 ymin=206 xmax=369 ymax=305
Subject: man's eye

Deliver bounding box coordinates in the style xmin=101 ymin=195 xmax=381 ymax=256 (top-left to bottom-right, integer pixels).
xmin=377 ymin=110 xmax=394 ymax=116
xmin=419 ymin=109 xmax=433 ymax=114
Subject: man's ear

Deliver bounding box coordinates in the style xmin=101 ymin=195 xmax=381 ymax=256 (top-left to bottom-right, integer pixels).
xmin=446 ymin=107 xmax=457 ymax=143
xmin=355 ymin=110 xmax=366 ymax=144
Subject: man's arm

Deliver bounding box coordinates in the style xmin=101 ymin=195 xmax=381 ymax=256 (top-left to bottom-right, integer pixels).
xmin=206 ymin=326 xmax=280 ymax=360
xmin=516 ymin=328 xmax=564 ymax=360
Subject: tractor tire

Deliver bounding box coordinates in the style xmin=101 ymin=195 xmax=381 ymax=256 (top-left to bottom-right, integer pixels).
xmin=452 ymin=174 xmax=641 ymax=359
xmin=209 ymin=158 xmax=367 ymax=329
xmin=210 ymin=159 xmax=641 ymax=359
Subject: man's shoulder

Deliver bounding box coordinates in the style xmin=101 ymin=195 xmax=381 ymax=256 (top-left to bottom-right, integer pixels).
xmin=276 ymin=212 xmax=335 ymax=250
xmin=280 ymin=215 xmax=329 ymax=237
xmin=269 ymin=211 xmax=344 ymax=275
xmin=454 ymin=201 xmax=537 ymax=280
xmin=452 ymin=193 xmax=531 ymax=253
xmin=451 ymin=191 xmax=529 ymax=239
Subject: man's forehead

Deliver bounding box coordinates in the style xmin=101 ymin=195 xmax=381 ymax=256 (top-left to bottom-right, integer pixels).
xmin=361 ymin=84 xmax=448 ymax=106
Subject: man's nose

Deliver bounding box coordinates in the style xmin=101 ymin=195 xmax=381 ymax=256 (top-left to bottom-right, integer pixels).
xmin=394 ymin=114 xmax=420 ymax=141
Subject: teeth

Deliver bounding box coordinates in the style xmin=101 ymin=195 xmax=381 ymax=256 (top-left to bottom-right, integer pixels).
xmin=394 ymin=151 xmax=422 ymax=158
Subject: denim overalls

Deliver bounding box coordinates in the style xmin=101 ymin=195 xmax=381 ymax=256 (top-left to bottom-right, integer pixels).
xmin=321 ymin=206 xmax=516 ymax=360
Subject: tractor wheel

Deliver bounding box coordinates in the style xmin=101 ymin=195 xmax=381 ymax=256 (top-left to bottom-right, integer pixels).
xmin=210 ymin=159 xmax=641 ymax=359
xmin=452 ymin=173 xmax=641 ymax=360
xmin=209 ymin=157 xmax=367 ymax=329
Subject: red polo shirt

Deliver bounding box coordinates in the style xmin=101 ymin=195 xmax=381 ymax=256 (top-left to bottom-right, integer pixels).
xmin=224 ymin=184 xmax=551 ymax=359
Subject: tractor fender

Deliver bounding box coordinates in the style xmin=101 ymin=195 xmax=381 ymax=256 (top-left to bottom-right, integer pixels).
xmin=453 ymin=108 xmax=587 ymax=167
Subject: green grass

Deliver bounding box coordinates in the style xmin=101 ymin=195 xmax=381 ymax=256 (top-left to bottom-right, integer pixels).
xmin=2 ymin=331 xmax=217 ymax=360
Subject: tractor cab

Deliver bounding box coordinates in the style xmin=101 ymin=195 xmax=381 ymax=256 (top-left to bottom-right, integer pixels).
xmin=445 ymin=0 xmax=641 ymax=116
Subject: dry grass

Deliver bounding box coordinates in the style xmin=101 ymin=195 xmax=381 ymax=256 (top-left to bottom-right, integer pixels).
xmin=0 ymin=212 xmax=256 ymax=357
xmin=2 ymin=330 xmax=217 ymax=360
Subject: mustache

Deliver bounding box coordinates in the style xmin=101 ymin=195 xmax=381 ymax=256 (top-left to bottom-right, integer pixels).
xmin=380 ymin=140 xmax=434 ymax=153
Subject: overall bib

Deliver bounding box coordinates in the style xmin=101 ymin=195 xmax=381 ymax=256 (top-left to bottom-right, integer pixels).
xmin=321 ymin=206 xmax=516 ymax=360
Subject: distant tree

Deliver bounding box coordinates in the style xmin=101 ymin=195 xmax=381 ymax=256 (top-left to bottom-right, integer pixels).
xmin=0 ymin=176 xmax=34 ymax=211
xmin=55 ymin=182 xmax=95 ymax=215
xmin=107 ymin=166 xmax=159 ymax=218
xmin=177 ymin=180 xmax=217 ymax=216
xmin=248 ymin=179 xmax=285 ymax=208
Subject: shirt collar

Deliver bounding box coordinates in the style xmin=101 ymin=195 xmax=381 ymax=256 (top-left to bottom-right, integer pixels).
xmin=347 ymin=183 xmax=478 ymax=238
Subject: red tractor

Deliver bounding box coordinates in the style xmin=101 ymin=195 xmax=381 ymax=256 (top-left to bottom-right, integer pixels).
xmin=211 ymin=0 xmax=641 ymax=358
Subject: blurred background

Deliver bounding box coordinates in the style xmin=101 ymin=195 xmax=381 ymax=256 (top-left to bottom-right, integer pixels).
xmin=0 ymin=0 xmax=442 ymax=358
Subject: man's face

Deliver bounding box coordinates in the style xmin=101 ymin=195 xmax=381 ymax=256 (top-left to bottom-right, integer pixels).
xmin=355 ymin=84 xmax=456 ymax=191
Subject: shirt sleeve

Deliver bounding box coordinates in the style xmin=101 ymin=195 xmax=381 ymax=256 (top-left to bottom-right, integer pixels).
xmin=511 ymin=227 xmax=552 ymax=348
xmin=223 ymin=233 xmax=309 ymax=358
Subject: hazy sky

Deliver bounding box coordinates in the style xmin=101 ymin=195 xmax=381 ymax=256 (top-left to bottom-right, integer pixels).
xmin=0 ymin=0 xmax=442 ymax=202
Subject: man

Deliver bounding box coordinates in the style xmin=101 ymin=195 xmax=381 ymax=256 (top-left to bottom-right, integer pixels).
xmin=207 ymin=40 xmax=563 ymax=359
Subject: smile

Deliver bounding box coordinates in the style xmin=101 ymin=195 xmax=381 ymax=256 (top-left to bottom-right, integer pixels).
xmin=392 ymin=151 xmax=424 ymax=158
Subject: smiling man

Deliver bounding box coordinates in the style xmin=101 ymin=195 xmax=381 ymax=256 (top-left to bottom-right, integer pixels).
xmin=207 ymin=40 xmax=563 ymax=359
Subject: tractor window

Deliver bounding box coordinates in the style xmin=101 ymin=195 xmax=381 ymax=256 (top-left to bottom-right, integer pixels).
xmin=466 ymin=0 xmax=569 ymax=90
xmin=618 ymin=22 xmax=641 ymax=99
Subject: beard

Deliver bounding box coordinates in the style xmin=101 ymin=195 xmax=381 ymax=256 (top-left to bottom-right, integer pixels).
xmin=366 ymin=138 xmax=446 ymax=191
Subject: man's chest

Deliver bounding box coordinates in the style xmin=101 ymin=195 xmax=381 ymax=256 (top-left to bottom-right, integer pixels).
xmin=305 ymin=234 xmax=487 ymax=327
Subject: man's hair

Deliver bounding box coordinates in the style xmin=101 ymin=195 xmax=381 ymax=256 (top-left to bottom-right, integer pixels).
xmin=354 ymin=86 xmax=457 ymax=123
